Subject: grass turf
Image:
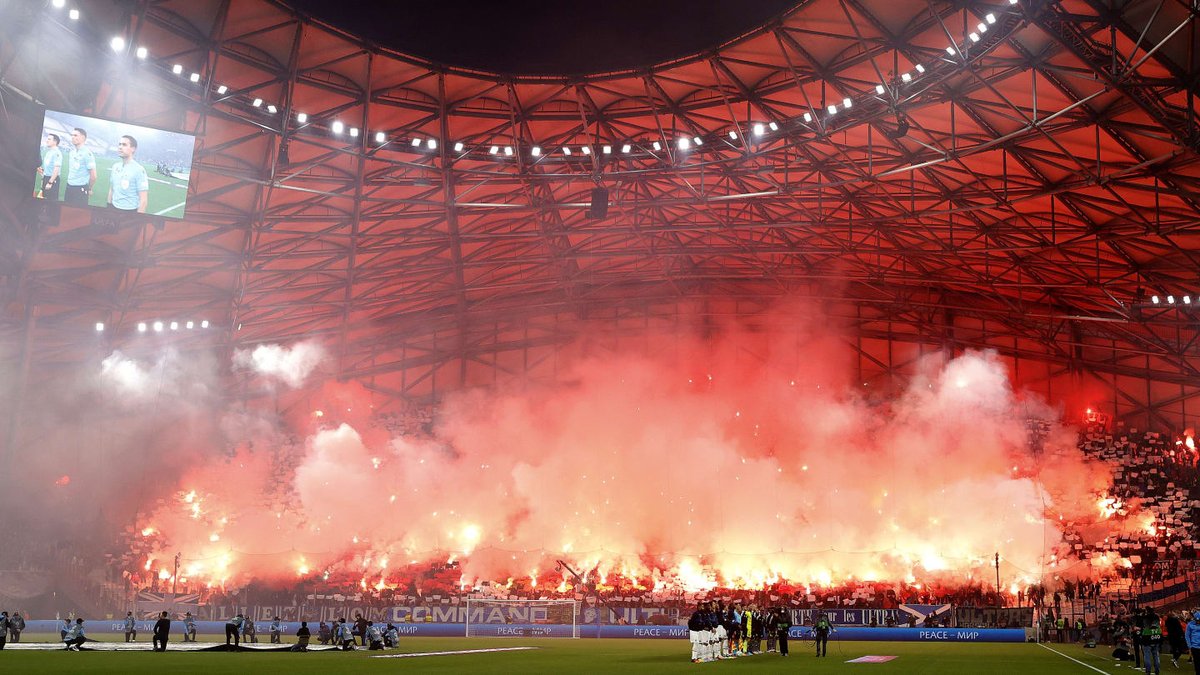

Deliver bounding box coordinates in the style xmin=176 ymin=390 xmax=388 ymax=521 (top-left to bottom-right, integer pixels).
xmin=0 ymin=636 xmax=1144 ymax=674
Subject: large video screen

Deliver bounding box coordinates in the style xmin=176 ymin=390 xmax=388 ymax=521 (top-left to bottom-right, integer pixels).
xmin=35 ymin=109 xmax=196 ymax=219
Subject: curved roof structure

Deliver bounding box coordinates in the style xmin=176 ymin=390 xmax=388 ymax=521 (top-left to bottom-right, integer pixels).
xmin=2 ymin=0 xmax=1199 ymax=430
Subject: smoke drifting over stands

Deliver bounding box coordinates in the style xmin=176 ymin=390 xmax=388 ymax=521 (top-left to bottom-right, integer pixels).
xmin=2 ymin=302 xmax=1179 ymax=615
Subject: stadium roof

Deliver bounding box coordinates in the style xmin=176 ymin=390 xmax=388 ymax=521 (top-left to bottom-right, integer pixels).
xmin=1 ymin=0 xmax=1199 ymax=428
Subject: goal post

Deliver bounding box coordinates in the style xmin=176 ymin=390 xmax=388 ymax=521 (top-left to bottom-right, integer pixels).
xmin=465 ymin=598 xmax=580 ymax=638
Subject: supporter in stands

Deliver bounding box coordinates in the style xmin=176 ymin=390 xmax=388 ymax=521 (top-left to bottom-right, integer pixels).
xmin=291 ymin=621 xmax=310 ymax=651
xmin=1166 ymin=611 xmax=1187 ymax=668
xmin=224 ymin=613 xmax=244 ymax=646
xmin=123 ymin=611 xmax=137 ymax=642
xmin=152 ymin=611 xmax=170 ymax=651
xmin=1186 ymin=611 xmax=1200 ymax=675
xmin=63 ymin=618 xmax=86 ymax=651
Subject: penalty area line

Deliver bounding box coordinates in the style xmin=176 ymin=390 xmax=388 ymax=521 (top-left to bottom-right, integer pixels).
xmin=1037 ymin=643 xmax=1111 ymax=674
xmin=372 ymin=646 xmax=539 ymax=659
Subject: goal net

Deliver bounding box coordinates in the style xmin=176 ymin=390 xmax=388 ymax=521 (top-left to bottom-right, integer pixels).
xmin=465 ymin=598 xmax=580 ymax=638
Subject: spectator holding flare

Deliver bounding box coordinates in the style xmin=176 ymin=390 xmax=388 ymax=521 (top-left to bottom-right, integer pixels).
xmin=64 ymin=127 xmax=96 ymax=205
xmin=37 ymin=133 xmax=62 ymax=200
xmin=108 ymin=135 xmax=148 ymax=213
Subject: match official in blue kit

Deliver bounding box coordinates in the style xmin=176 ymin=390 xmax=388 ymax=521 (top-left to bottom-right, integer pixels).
xmin=65 ymin=127 xmax=97 ymax=206
xmin=108 ymin=135 xmax=149 ymax=213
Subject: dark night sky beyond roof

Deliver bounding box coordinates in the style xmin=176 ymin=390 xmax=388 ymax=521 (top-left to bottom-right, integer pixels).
xmin=287 ymin=0 xmax=802 ymax=75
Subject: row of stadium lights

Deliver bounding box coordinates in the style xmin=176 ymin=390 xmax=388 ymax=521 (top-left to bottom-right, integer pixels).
xmin=47 ymin=0 xmax=81 ymax=21
xmin=1150 ymin=294 xmax=1197 ymax=306
xmin=93 ymin=320 xmax=211 ymax=332
xmin=98 ymin=2 xmax=1019 ymax=159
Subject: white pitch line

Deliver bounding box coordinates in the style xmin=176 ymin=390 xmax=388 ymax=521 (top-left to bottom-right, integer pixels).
xmin=1037 ymin=643 xmax=1114 ymax=674
xmin=154 ymin=200 xmax=187 ymax=216
xmin=372 ymin=646 xmax=539 ymax=659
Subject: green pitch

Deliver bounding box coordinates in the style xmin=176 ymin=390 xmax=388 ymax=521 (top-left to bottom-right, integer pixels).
xmin=38 ymin=149 xmax=190 ymax=219
xmin=0 ymin=637 xmax=1138 ymax=674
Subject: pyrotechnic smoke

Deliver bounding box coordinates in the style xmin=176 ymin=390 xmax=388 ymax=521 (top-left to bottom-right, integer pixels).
xmin=233 ymin=340 xmax=326 ymax=388
xmin=2 ymin=308 xmax=1141 ymax=596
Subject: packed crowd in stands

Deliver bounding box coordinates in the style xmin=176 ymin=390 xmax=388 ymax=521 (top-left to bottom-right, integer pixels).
xmin=11 ymin=407 xmax=1200 ymax=625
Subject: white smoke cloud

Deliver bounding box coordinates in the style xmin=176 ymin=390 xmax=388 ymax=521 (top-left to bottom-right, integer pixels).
xmin=233 ymin=341 xmax=326 ymax=388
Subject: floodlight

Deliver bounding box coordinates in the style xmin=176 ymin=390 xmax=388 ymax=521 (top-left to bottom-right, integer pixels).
xmin=426 ymin=139 xmax=437 ymax=150
xmin=172 ymin=64 xmax=183 ymax=74
xmin=768 ymin=121 xmax=779 ymax=131
xmin=349 ymin=127 xmax=359 ymax=137
xmin=332 ymin=121 xmax=344 ymax=133
xmin=1184 ymin=296 xmax=1192 ymax=305
xmin=562 ymin=146 xmax=572 ymax=155
xmin=946 ymin=46 xmax=956 ymax=55
xmin=69 ymin=8 xmax=79 ymax=19
xmin=978 ymin=23 xmax=988 ymax=33
xmin=504 ymin=146 xmax=513 ymax=156
xmin=153 ymin=321 xmax=164 ymax=332
xmin=190 ymin=72 xmax=201 ymax=82
xmin=969 ymin=32 xmax=980 ymax=42
xmin=729 ymin=130 xmax=738 ymax=140
xmin=186 ymin=321 xmax=194 ymax=329
xmin=1168 ymin=295 xmax=1176 ymax=304
xmin=986 ymin=12 xmax=996 ymax=23
xmin=170 ymin=321 xmax=179 ymax=330
xmin=453 ymin=142 xmax=464 ymax=152
xmin=1152 ymin=295 xmax=1160 ymax=304
xmin=110 ymin=36 xmax=125 ymax=52
xmin=95 ymin=322 xmax=104 ymax=332
xmin=531 ymin=146 xmax=541 ymax=156
xmin=652 ymin=141 xmax=661 ymax=151
xmin=138 ymin=322 xmax=147 ymax=332
xmin=902 ymin=72 xmax=912 ymax=82
xmin=875 ymin=84 xmax=885 ymax=94
xmin=842 ymin=97 xmax=852 ymax=108
xmin=621 ymin=143 xmax=632 ymax=153
xmin=752 ymin=123 xmax=765 ymax=136
xmin=827 ymin=104 xmax=837 ymax=114
xmin=693 ymin=136 xmax=702 ymax=146
xmin=411 ymin=137 xmax=422 ymax=147
xmin=52 ymin=0 xmax=65 ymax=7
xmin=376 ymin=132 xmax=387 ymax=143
xmin=252 ymin=98 xmax=262 ymax=107
xmin=915 ymin=64 xmax=925 ymax=73
xmin=678 ymin=138 xmax=691 ymax=150
xmin=602 ymin=145 xmax=612 ymax=154
xmin=296 ymin=112 xmax=307 ymax=123
xmin=267 ymin=104 xmax=277 ymax=114
xmin=803 ymin=113 xmax=812 ymax=123
xmin=201 ymin=320 xmax=209 ymax=328
xmin=580 ymin=145 xmax=590 ymax=155
xmin=136 ymin=46 xmax=148 ymax=59
xmin=217 ymin=85 xmax=228 ymax=95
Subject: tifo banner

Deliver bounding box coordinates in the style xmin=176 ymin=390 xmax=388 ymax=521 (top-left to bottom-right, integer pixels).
xmin=18 ymin=620 xmax=1026 ymax=642
xmin=953 ymin=606 xmax=1034 ymax=628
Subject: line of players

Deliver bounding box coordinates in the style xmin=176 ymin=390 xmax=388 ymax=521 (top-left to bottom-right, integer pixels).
xmin=687 ymin=600 xmax=832 ymax=662
xmin=224 ymin=613 xmax=401 ymax=650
